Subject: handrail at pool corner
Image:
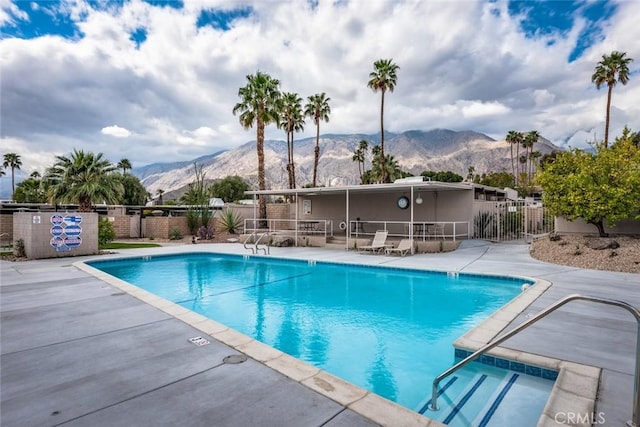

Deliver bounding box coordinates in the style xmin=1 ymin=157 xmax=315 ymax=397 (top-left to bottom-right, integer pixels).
xmin=428 ymin=294 xmax=640 ymax=427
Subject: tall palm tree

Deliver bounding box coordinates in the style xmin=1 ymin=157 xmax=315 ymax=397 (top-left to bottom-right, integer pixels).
xmin=505 ymin=131 xmax=523 ymax=185
xmin=279 ymin=92 xmax=305 ymax=190
xmin=156 ymin=189 xmax=165 ymax=205
xmin=592 ymin=51 xmax=634 ymax=147
xmin=352 ymin=139 xmax=369 ymax=183
xmin=367 ymin=58 xmax=399 ymax=183
xmin=524 ymin=131 xmax=540 ymax=180
xmin=46 ymin=149 xmax=123 ymax=212
xmin=117 ymin=158 xmax=132 ymax=174
xmin=233 ymin=71 xmax=282 ymax=219
xmin=3 ymin=152 xmax=22 ymax=198
xmin=529 ymin=151 xmax=542 ymax=178
xmin=304 ymin=92 xmax=331 ymax=187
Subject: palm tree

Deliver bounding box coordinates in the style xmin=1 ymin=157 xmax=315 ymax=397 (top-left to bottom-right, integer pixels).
xmin=529 ymin=151 xmax=542 ymax=178
xmin=592 ymin=51 xmax=634 ymax=147
xmin=233 ymin=71 xmax=282 ymax=219
xmin=505 ymin=131 xmax=523 ymax=185
xmin=367 ymin=58 xmax=399 ymax=183
xmin=524 ymin=130 xmax=540 ymax=180
xmin=304 ymin=92 xmax=331 ymax=187
xmin=156 ymin=189 xmax=165 ymax=205
xmin=30 ymin=171 xmax=41 ymax=179
xmin=3 ymin=152 xmax=22 ymax=198
xmin=279 ymin=92 xmax=305 ymax=190
xmin=352 ymin=140 xmax=369 ymax=183
xmin=117 ymin=158 xmax=132 ymax=174
xmin=46 ymin=149 xmax=123 ymax=212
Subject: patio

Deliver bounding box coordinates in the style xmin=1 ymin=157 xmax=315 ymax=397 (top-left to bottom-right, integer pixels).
xmin=1 ymin=241 xmax=638 ymax=426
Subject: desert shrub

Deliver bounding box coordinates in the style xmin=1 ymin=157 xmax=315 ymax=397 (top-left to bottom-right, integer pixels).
xmin=169 ymin=226 xmax=183 ymax=240
xmin=197 ymin=226 xmax=214 ymax=240
xmin=186 ymin=208 xmax=199 ymax=234
xmin=98 ymin=218 xmax=116 ymax=246
xmin=13 ymin=239 xmax=25 ymax=257
xmin=474 ymin=212 xmax=495 ymax=239
xmin=217 ymin=209 xmax=244 ymax=234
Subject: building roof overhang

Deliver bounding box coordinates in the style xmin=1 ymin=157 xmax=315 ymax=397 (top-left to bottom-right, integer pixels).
xmin=245 ymin=180 xmax=489 ymax=197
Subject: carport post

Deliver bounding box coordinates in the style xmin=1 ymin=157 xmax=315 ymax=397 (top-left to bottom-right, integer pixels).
xmin=345 ymin=189 xmax=350 ymax=250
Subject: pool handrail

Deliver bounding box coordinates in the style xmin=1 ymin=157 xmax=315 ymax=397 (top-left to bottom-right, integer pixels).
xmin=243 ymin=231 xmax=271 ymax=255
xmin=428 ymin=294 xmax=640 ymax=427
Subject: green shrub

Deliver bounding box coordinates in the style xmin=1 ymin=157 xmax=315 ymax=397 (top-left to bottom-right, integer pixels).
xmin=169 ymin=226 xmax=183 ymax=240
xmin=98 ymin=218 xmax=116 ymax=246
xmin=186 ymin=208 xmax=199 ymax=234
xmin=217 ymin=209 xmax=243 ymax=234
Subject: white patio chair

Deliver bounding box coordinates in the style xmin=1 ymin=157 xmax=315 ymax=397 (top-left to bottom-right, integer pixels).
xmin=385 ymin=239 xmax=414 ymax=256
xmin=358 ymin=230 xmax=390 ymax=254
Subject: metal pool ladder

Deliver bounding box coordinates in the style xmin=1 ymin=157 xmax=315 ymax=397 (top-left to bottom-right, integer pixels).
xmin=428 ymin=294 xmax=640 ymax=427
xmin=243 ymin=231 xmax=270 ymax=255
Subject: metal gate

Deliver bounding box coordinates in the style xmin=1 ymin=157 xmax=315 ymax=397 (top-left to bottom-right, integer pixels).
xmin=472 ymin=201 xmax=554 ymax=242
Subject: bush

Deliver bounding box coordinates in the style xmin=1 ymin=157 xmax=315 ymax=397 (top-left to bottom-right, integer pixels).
xmin=98 ymin=218 xmax=116 ymax=246
xmin=217 ymin=209 xmax=244 ymax=234
xmin=14 ymin=239 xmax=25 ymax=257
xmin=186 ymin=208 xmax=199 ymax=234
xmin=169 ymin=226 xmax=183 ymax=240
xmin=197 ymin=226 xmax=214 ymax=240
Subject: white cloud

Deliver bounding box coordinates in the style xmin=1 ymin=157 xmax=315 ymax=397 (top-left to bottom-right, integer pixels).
xmin=101 ymin=125 xmax=131 ymax=138
xmin=1 ymin=0 xmax=639 ymax=171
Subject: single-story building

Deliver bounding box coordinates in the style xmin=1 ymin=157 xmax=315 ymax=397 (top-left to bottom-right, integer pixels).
xmin=244 ymin=177 xmax=524 ymax=250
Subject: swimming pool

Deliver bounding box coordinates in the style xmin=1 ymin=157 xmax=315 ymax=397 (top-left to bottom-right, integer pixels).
xmin=88 ymin=253 xmax=551 ymax=424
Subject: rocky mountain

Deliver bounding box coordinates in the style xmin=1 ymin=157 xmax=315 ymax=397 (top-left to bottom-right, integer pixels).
xmin=133 ymin=129 xmax=562 ymax=197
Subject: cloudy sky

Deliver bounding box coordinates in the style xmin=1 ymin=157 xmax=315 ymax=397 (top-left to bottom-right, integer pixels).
xmin=1 ymin=0 xmax=639 ymax=181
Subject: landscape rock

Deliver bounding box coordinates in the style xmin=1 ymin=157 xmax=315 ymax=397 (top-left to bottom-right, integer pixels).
xmin=271 ymin=236 xmax=294 ymax=247
xmin=584 ymin=238 xmax=620 ymax=250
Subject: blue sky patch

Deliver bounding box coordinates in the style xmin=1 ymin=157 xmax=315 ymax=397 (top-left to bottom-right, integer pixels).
xmin=507 ymin=0 xmax=617 ymax=62
xmin=142 ymin=0 xmax=183 ymax=9
xmin=1 ymin=1 xmax=82 ymax=40
xmin=196 ymin=7 xmax=253 ymax=31
xmin=130 ymin=27 xmax=147 ymax=48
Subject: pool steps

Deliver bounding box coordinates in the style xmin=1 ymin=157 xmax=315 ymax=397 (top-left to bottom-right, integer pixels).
xmin=422 ymin=365 xmax=554 ymax=427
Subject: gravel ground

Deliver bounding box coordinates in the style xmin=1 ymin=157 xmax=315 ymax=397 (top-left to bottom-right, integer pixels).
xmin=530 ymin=234 xmax=640 ymax=274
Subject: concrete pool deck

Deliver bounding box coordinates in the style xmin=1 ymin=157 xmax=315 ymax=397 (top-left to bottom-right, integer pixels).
xmin=1 ymin=240 xmax=638 ymax=426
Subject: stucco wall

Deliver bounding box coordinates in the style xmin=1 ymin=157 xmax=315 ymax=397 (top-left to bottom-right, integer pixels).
xmin=555 ymin=217 xmax=640 ymax=235
xmin=13 ymin=212 xmax=99 ymax=259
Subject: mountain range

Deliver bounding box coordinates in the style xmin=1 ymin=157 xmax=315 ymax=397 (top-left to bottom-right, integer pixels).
xmin=133 ymin=129 xmax=562 ymax=199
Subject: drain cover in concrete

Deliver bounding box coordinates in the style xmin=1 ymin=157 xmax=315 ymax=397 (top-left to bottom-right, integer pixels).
xmin=188 ymin=336 xmax=210 ymax=346
xmin=223 ymin=354 xmax=248 ymax=364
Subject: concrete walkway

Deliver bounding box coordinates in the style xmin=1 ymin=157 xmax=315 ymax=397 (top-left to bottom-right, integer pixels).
xmin=1 ymin=241 xmax=638 ymax=426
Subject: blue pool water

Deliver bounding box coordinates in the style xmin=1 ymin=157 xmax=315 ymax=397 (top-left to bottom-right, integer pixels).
xmin=89 ymin=253 xmax=551 ymax=424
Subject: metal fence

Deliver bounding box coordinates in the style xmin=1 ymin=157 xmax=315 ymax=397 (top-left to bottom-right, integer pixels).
xmin=472 ymin=201 xmax=554 ymax=242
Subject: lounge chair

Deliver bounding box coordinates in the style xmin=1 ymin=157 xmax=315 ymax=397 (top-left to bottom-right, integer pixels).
xmin=358 ymin=230 xmax=390 ymax=254
xmin=385 ymin=239 xmax=414 ymax=256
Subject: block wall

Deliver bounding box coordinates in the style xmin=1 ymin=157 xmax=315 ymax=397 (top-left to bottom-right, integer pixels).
xmin=0 ymin=215 xmax=12 ymax=241
xmin=13 ymin=212 xmax=99 ymax=259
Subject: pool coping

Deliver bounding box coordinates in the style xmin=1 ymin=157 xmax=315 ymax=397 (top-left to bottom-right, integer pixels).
xmin=73 ymin=256 xmax=599 ymax=427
